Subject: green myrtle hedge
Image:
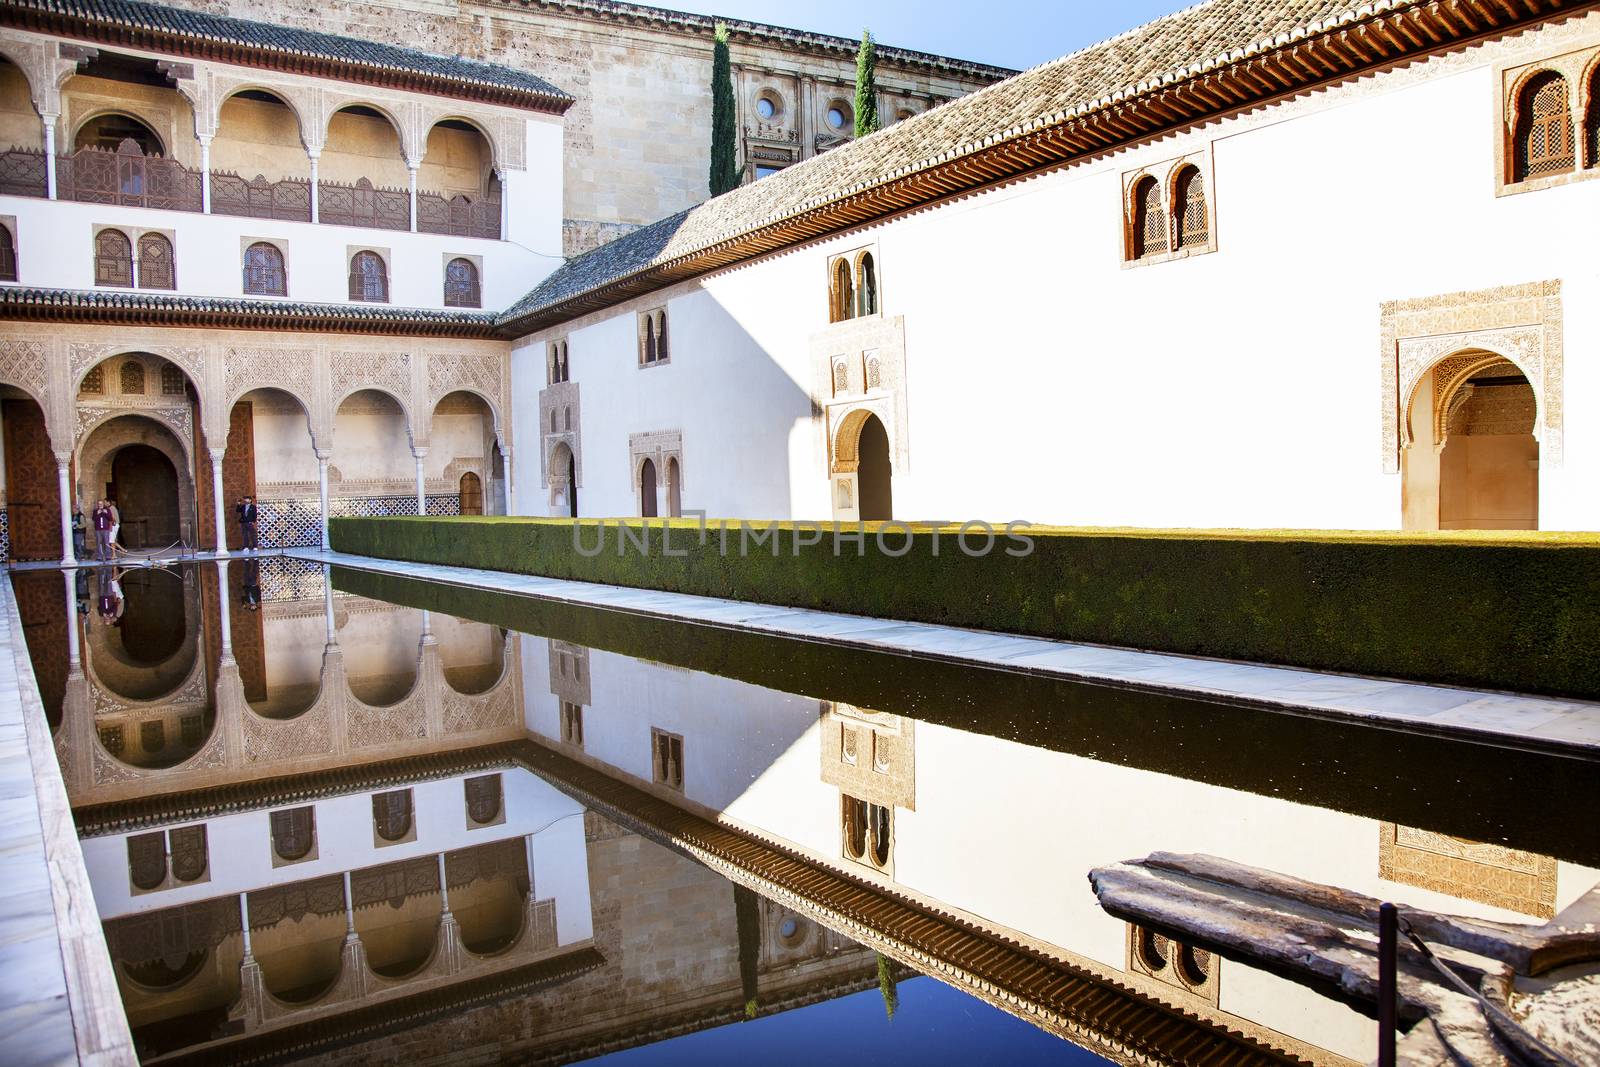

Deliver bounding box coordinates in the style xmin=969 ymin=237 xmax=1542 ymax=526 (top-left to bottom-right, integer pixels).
xmin=330 ymin=517 xmax=1600 ymax=699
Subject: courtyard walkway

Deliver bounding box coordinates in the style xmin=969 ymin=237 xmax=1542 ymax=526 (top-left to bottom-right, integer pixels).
xmin=293 ymin=549 xmax=1600 ymax=759
xmin=0 ymin=579 xmax=135 ymax=1066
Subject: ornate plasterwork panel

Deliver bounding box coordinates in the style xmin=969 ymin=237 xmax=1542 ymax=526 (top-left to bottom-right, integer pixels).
xmin=75 ymin=402 xmax=194 ymax=452
xmin=548 ymin=641 xmax=590 ymax=707
xmin=810 ymin=314 xmax=909 ymax=475
xmin=819 ymin=701 xmax=915 ymax=811
xmin=331 ymin=349 xmax=412 ymax=416
xmin=1379 ymin=280 xmax=1562 ymax=472
xmin=427 ymin=350 xmax=504 ymax=427
xmin=242 ymin=699 xmax=334 ymax=764
xmin=0 ymin=337 xmax=50 ymax=405
xmin=225 ymin=346 xmax=316 ymax=411
xmin=538 ymin=382 xmax=581 ymax=493
xmin=628 ymin=429 xmax=682 ymax=485
xmin=1378 ymin=823 xmax=1557 ymax=919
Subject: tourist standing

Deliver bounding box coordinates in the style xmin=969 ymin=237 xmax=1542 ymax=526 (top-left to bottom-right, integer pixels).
xmin=106 ymin=499 xmax=122 ymax=558
xmin=237 ymin=495 xmax=259 ymax=552
xmin=92 ymin=500 xmax=112 ymax=561
xmin=71 ymin=507 xmax=86 ymax=561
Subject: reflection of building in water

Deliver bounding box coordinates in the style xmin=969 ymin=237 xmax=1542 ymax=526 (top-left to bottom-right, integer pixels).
xmin=511 ymin=638 xmax=1600 ymax=1066
xmin=26 ymin=560 xmax=523 ymax=806
xmin=79 ymin=756 xmax=886 ymax=1062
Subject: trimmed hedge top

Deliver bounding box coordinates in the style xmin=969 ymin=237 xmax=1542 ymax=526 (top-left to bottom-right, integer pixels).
xmin=330 ymin=516 xmax=1600 ymax=700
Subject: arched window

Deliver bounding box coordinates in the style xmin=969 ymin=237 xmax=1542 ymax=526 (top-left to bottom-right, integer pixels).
xmin=841 ymin=795 xmax=891 ymax=869
xmin=855 ymin=252 xmax=878 ymax=316
xmin=640 ymin=457 xmax=658 ymax=517
xmin=94 ymin=228 xmax=133 ymax=287
xmin=348 ymin=250 xmax=388 ymax=302
xmin=80 ymin=366 xmax=103 ymax=395
xmin=74 ymin=113 xmax=163 ymax=156
xmin=0 ymin=223 xmax=16 ymax=282
xmin=1132 ymin=176 xmax=1166 ymax=259
xmin=830 ymin=257 xmax=855 ymax=322
xmin=372 ymin=790 xmax=412 ymax=842
xmin=656 ymin=310 xmax=669 ymax=363
xmin=563 ymin=406 xmax=571 ymax=431
xmin=120 ymin=361 xmax=145 ymax=395
xmin=465 ymin=774 xmax=502 ymax=825
xmin=127 ymin=833 xmax=166 ymax=891
xmin=842 ymin=796 xmax=868 ymax=860
xmin=1173 ymin=167 xmax=1208 ymax=251
xmin=1514 ymin=71 xmax=1574 ymax=181
xmin=444 ymin=257 xmax=480 ymax=307
xmin=270 ymin=806 xmax=315 ymax=862
xmin=643 ymin=314 xmax=657 ymax=364
xmin=137 ymin=232 xmax=174 ymax=290
xmin=548 ymin=409 xmax=556 ymax=433
xmin=168 ymin=826 xmax=207 ymax=883
xmin=161 ymin=364 xmax=186 ymax=395
xmin=458 ymin=471 xmax=483 ymax=515
xmin=242 ymin=242 xmax=286 ymax=296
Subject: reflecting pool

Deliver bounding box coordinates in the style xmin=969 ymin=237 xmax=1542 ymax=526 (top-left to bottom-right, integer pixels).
xmin=13 ymin=558 xmax=1599 ymax=1065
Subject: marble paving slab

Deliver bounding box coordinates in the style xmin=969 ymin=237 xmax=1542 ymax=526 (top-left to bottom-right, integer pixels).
xmin=288 ymin=549 xmax=1600 ymax=757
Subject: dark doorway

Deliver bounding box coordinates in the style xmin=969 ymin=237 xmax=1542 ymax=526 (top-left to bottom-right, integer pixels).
xmin=459 ymin=471 xmax=484 ymax=515
xmin=2 ymin=396 xmax=61 ymax=560
xmin=566 ymin=450 xmax=578 ymax=518
xmin=667 ymin=457 xmax=682 ymax=518
xmin=110 ymin=444 xmax=180 ymax=549
xmin=857 ymin=414 xmax=892 ymax=521
xmin=640 ymin=458 xmax=658 ymax=518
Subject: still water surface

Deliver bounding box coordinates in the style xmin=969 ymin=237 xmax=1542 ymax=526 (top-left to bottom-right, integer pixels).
xmin=13 ymin=558 xmax=1597 ymax=1065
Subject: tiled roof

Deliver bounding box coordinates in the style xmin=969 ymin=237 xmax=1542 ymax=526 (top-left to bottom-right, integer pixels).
xmin=0 ymin=287 xmax=501 ymax=337
xmin=500 ymin=0 xmax=1561 ymax=331
xmin=5 ymin=0 xmax=572 ymax=112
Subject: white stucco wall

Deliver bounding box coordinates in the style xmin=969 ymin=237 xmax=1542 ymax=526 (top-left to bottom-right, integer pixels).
xmin=513 ymin=18 xmax=1600 ymax=531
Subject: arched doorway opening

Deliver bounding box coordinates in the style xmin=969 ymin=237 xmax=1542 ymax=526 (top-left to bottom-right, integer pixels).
xmin=639 ymin=458 xmax=658 ymax=517
xmin=856 ymin=415 xmax=892 ymax=520
xmin=666 ymin=456 xmax=682 ymax=518
xmin=333 ymin=389 xmax=413 ymax=514
xmin=459 ymin=471 xmax=483 ymax=514
xmin=547 ymin=441 xmax=577 ymax=518
xmin=1403 ymin=355 xmax=1539 ymax=530
xmin=79 ymin=415 xmax=197 ymax=552
xmin=110 ymin=444 xmax=180 ymax=549
xmin=1 ymin=388 xmax=62 ymax=560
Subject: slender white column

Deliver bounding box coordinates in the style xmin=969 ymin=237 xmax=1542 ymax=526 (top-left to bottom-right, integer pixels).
xmin=215 ymin=558 xmax=233 ymax=660
xmin=63 ymin=571 xmax=80 ymax=671
xmin=238 ymin=893 xmax=253 ymax=957
xmin=501 ymin=443 xmax=515 ymax=515
xmin=42 ymin=114 xmax=57 ymax=199
xmin=497 ymin=168 xmax=509 ymax=238
xmin=198 ymin=134 xmax=212 ymax=213
xmin=209 ymin=448 xmax=229 ymax=557
xmin=307 ymin=151 xmax=321 ymax=224
xmin=343 ymin=871 xmax=357 ymax=936
xmin=407 ymin=163 xmax=419 ymax=232
xmin=54 ymin=453 xmax=73 ymax=568
xmin=412 ymin=447 xmax=428 ymax=515
xmin=436 ymin=853 xmax=451 ymax=915
xmin=323 ymin=565 xmax=337 ymax=646
xmin=524 ymin=834 xmax=536 ymax=898
xmin=316 ymin=450 xmax=331 ymax=549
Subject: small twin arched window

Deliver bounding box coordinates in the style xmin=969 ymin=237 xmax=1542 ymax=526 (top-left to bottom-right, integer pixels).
xmin=349 ymin=250 xmax=389 ymax=302
xmin=829 ymin=251 xmax=879 ymax=323
xmin=270 ymin=806 xmax=315 ymax=862
xmin=1513 ymin=71 xmax=1575 ymax=182
xmin=93 ymin=229 xmax=176 ymax=288
xmin=444 ymin=256 xmax=480 ymax=307
xmin=639 ymin=308 xmax=668 ymax=365
xmin=137 ymin=232 xmax=174 ymax=290
xmin=549 ymin=338 xmax=570 ymax=383
xmin=1130 ymin=164 xmax=1209 ymax=261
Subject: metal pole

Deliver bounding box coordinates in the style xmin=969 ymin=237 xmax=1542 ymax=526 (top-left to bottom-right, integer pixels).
xmin=1378 ymin=901 xmax=1397 ymax=1067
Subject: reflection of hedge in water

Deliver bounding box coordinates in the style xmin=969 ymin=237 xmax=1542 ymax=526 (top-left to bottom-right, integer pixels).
xmin=331 ymin=517 xmax=1600 ymax=700
xmin=332 ymin=565 xmax=1600 ymax=869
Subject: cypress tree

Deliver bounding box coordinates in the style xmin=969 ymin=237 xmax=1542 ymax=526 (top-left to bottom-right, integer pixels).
xmin=709 ymin=24 xmax=740 ymax=196
xmin=854 ymin=29 xmax=880 ymax=138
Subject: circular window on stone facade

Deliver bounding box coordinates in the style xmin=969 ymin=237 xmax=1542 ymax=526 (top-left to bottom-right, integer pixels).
xmin=756 ymin=93 xmax=780 ymax=119
xmin=826 ymin=102 xmax=851 ymax=131
xmin=778 ymin=916 xmax=804 ymax=945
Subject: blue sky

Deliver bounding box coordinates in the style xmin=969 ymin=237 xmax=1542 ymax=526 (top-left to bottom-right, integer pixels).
xmin=586 ymin=974 xmax=1108 ymax=1065
xmin=667 ymin=1 xmax=1193 ymax=71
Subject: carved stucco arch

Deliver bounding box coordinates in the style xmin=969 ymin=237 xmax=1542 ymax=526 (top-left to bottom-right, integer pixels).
xmin=1379 ymin=280 xmax=1562 ymax=473
xmin=331 ymin=385 xmax=417 ymax=449
xmin=211 ymin=81 xmax=316 ymax=152
xmin=830 ymin=402 xmax=895 ymax=474
xmin=418 ymin=111 xmax=504 ymax=177
xmin=0 ymin=336 xmax=58 ymax=447
xmin=1405 ymin=348 xmax=1538 ymax=453
xmin=429 ymin=386 xmax=503 ymax=438
xmin=227 ymin=383 xmax=323 ymax=453
xmin=0 ymin=37 xmax=53 ymax=116
xmin=74 ymin=407 xmax=197 ymax=471
xmin=323 ymin=95 xmax=417 ymax=163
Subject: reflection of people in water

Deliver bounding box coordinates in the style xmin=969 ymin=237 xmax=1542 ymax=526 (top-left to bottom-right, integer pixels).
xmin=241 ymin=559 xmax=262 ymax=612
xmin=75 ymin=569 xmax=90 ymax=619
xmin=96 ymin=567 xmax=126 ymax=625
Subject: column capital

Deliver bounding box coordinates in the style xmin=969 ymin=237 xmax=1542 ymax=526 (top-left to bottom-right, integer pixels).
xmin=208 ymin=447 xmax=227 ymax=464
xmin=411 ymin=446 xmax=429 ymax=459
xmin=52 ymin=450 xmax=71 ymax=468
xmin=315 ymin=449 xmax=332 ymax=462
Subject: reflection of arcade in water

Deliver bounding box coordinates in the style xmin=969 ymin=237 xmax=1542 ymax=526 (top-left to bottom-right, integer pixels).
xmin=14 ymin=559 xmax=521 ymax=808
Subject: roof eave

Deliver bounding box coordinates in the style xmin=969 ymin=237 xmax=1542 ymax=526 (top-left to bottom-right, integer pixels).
xmin=500 ymin=0 xmax=1593 ymax=336
xmin=2 ymin=4 xmax=574 ymax=115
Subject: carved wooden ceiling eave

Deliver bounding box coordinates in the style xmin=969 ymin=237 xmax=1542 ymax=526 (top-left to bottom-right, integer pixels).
xmin=0 ymin=6 xmax=574 ymax=114
xmin=0 ymin=302 xmax=504 ymax=340
xmin=498 ymin=0 xmax=1595 ymax=338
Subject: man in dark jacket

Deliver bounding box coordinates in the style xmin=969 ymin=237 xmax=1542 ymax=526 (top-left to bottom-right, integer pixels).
xmin=237 ymin=495 xmax=259 ymax=552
